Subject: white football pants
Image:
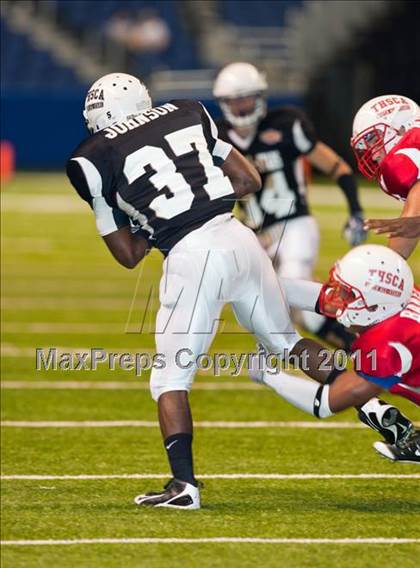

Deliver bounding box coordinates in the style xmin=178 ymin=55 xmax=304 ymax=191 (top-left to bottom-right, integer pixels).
xmin=264 ymin=215 xmax=320 ymax=280
xmin=150 ymin=213 xmax=301 ymax=400
xmin=264 ymin=215 xmax=325 ymax=333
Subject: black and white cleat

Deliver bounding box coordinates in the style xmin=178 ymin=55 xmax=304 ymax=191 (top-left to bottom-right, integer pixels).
xmin=374 ymin=430 xmax=420 ymax=464
xmin=134 ymin=478 xmax=200 ymax=509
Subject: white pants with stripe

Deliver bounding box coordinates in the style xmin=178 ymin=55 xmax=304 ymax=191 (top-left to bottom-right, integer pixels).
xmin=150 ymin=214 xmax=301 ymax=400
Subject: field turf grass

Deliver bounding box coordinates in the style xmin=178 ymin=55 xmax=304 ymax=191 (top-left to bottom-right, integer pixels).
xmin=1 ymin=173 xmax=420 ymax=567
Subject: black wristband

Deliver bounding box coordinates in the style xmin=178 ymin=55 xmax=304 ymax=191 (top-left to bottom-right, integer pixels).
xmin=337 ymin=173 xmax=362 ymax=215
xmin=326 ymin=368 xmax=346 ymax=385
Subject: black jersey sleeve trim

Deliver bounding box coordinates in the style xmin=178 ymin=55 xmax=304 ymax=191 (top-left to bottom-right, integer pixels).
xmin=198 ymin=102 xmax=233 ymax=162
xmin=291 ymin=119 xmax=317 ymax=155
xmin=66 ymin=158 xmax=93 ymax=206
xmin=67 ymin=156 xmax=130 ymax=236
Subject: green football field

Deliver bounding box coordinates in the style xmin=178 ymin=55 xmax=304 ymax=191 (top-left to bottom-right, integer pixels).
xmin=1 ymin=173 xmax=420 ymax=568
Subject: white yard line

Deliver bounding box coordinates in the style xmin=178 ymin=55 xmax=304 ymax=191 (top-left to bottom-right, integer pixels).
xmin=1 ymin=297 xmax=134 ymax=310
xmin=2 ymin=321 xmax=246 ymax=333
xmin=0 ymin=381 xmax=262 ymax=390
xmin=2 ymin=323 xmax=129 ymax=333
xmin=2 ymin=185 xmax=400 ymax=213
xmin=0 ymin=420 xmax=372 ymax=428
xmin=1 ymin=537 xmax=417 ymax=546
xmin=2 ymin=474 xmax=419 ymax=481
xmin=1 ymin=346 xmax=158 ymax=358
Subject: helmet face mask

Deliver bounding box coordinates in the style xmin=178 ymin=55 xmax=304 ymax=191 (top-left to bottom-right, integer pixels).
xmin=219 ymin=93 xmax=266 ymax=128
xmin=327 ymin=265 xmax=378 ymax=328
xmin=351 ymin=95 xmax=419 ymax=180
xmin=351 ymin=123 xmax=400 ymax=180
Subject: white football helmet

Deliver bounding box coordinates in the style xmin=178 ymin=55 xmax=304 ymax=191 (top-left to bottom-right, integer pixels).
xmin=351 ymin=95 xmax=419 ymax=179
xmin=213 ymin=62 xmax=268 ymax=128
xmin=83 ymin=72 xmax=152 ymax=134
xmin=322 ymin=244 xmax=413 ymax=328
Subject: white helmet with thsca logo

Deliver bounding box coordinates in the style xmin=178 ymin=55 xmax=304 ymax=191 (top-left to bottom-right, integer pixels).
xmin=351 ymin=94 xmax=419 ymax=180
xmin=321 ymin=244 xmax=414 ymax=328
xmin=83 ymin=72 xmax=152 ymax=134
xmin=213 ymin=62 xmax=268 ymax=128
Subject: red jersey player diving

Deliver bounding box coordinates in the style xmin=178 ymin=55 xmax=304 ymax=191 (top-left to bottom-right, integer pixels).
xmin=251 ymin=95 xmax=419 ymax=463
xmin=254 ymin=95 xmax=419 ymax=463
xmin=351 ymin=95 xmax=420 ymax=254
xmin=252 ymin=244 xmax=419 ymax=463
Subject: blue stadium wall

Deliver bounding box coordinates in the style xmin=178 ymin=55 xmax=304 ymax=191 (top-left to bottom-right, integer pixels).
xmin=1 ymin=91 xmax=302 ymax=169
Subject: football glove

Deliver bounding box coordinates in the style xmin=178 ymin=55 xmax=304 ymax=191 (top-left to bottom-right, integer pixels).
xmin=343 ymin=213 xmax=367 ymax=247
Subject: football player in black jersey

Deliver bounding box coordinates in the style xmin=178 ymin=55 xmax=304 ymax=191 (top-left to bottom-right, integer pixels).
xmin=67 ymin=73 xmax=350 ymax=509
xmin=214 ymin=62 xmax=368 ymax=350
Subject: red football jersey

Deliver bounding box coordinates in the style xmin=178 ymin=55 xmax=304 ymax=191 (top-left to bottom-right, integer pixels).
xmin=351 ymin=286 xmax=420 ymax=405
xmin=378 ymin=127 xmax=420 ymax=201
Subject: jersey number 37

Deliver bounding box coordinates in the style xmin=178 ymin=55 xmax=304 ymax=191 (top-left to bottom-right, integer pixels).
xmin=121 ymin=124 xmax=231 ymax=220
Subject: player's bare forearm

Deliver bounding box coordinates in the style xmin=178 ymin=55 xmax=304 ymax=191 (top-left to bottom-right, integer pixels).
xmin=222 ymin=147 xmax=261 ymax=197
xmin=385 ymin=182 xmax=420 ymax=258
xmin=365 ymin=183 xmax=419 ymax=256
xmin=307 ymin=142 xmax=352 ymax=179
xmin=308 ymin=142 xmax=363 ymax=226
xmin=388 ymin=235 xmax=418 ymax=259
xmin=102 ymin=226 xmax=150 ymax=269
xmin=365 ymin=216 xmax=420 ymax=238
xmin=328 ymin=371 xmax=382 ymax=412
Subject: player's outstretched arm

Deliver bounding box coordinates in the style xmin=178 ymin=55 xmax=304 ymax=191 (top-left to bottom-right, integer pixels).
xmin=102 ymin=226 xmax=150 ymax=269
xmin=366 ymin=181 xmax=420 ymax=257
xmin=364 ymin=216 xmax=420 ymax=239
xmin=222 ymin=147 xmax=261 ymax=197
xmin=307 ymin=142 xmax=366 ymax=246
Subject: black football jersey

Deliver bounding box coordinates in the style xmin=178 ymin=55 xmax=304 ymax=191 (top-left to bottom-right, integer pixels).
xmin=217 ymin=106 xmax=317 ymax=229
xmin=67 ymin=100 xmax=235 ymax=253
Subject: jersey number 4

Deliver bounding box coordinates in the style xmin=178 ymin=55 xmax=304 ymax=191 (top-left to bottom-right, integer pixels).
xmin=122 ymin=124 xmax=231 ymax=220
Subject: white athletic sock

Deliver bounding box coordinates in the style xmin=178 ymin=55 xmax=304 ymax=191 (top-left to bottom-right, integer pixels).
xmin=280 ymin=278 xmax=322 ymax=312
xmin=263 ymin=369 xmax=333 ymax=418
